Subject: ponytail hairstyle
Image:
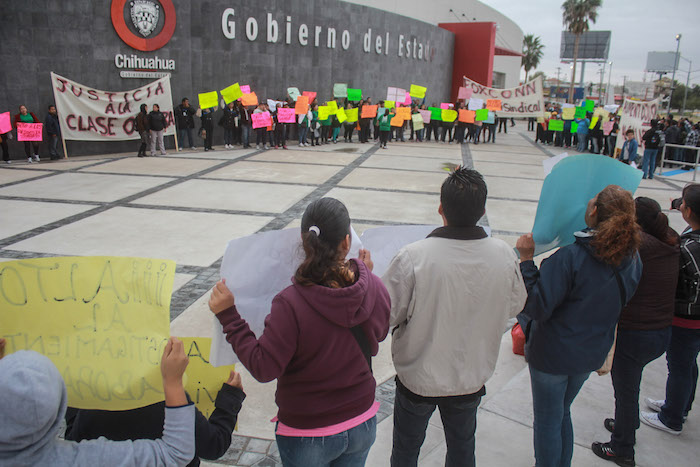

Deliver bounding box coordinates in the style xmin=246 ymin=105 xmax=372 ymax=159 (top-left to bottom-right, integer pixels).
xmin=590 ymin=185 xmax=641 ymax=266
xmin=682 ymin=183 xmax=700 ymax=224
xmin=635 ymin=197 xmax=678 ymax=246
xmin=294 ymin=198 xmax=355 ymax=288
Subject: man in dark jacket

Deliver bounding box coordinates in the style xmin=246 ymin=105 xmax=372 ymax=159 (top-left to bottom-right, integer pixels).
xmin=44 ymin=104 xmax=62 ymax=160
xmin=176 ymin=98 xmax=196 ymax=151
xmin=65 ymin=370 xmax=246 ymax=467
xmin=148 ymin=104 xmax=167 ymax=156
xmin=135 ymin=103 xmax=149 ymax=157
xmin=665 ymin=120 xmax=682 ymax=161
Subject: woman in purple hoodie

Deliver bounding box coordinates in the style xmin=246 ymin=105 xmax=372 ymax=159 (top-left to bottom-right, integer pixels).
xmin=209 ymin=197 xmax=391 ymax=467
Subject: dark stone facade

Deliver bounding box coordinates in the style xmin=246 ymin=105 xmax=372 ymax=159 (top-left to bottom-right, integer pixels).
xmin=0 ymin=0 xmax=454 ymax=156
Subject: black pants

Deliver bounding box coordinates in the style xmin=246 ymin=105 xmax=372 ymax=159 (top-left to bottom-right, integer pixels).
xmin=24 ymin=141 xmax=39 ymax=157
xmin=498 ymin=118 xmax=508 ymax=133
xmin=255 ymin=128 xmax=266 ymax=145
xmin=275 ymin=124 xmax=286 ymax=147
xmin=204 ymin=125 xmax=213 ymax=149
xmin=610 ymin=327 xmax=671 ymax=457
xmin=1 ymin=135 xmax=9 ymax=161
xmin=343 ymin=124 xmax=354 ymax=141
xmin=528 ymin=118 xmax=536 ymax=131
xmin=380 ymin=130 xmax=390 ymax=147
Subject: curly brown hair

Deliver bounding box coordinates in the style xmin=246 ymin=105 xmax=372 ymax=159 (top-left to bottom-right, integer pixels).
xmin=591 ymin=185 xmax=641 ymax=266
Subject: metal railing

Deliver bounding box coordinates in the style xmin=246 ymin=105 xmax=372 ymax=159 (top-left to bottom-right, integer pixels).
xmin=658 ymin=143 xmax=700 ymax=181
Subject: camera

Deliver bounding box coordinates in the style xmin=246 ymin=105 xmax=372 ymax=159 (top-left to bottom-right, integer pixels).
xmin=671 ymin=198 xmax=682 ymax=210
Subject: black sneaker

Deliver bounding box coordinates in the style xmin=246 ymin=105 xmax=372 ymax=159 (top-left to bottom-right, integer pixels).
xmin=591 ymin=442 xmax=635 ymax=467
xmin=604 ymin=418 xmax=615 ymax=433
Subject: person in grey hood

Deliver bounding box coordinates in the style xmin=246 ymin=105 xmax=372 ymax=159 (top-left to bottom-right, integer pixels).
xmin=0 ymin=337 xmax=195 ymax=467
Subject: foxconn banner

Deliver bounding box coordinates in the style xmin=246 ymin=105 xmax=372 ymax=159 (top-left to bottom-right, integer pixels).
xmin=50 ymin=72 xmax=175 ymax=141
xmin=462 ymin=76 xmax=545 ymax=117
xmin=615 ymin=98 xmax=659 ymax=157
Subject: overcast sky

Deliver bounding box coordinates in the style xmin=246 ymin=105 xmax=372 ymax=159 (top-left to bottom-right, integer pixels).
xmin=485 ymin=0 xmax=700 ymax=86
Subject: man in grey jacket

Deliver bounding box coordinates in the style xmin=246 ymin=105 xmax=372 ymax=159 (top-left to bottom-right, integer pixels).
xmin=383 ymin=167 xmax=527 ymax=467
xmin=0 ymin=337 xmax=195 ymax=467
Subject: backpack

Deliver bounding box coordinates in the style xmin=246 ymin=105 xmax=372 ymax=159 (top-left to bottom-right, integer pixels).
xmin=649 ymin=132 xmax=660 ymax=147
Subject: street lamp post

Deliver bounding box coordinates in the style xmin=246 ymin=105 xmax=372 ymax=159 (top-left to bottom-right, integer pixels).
xmin=668 ymin=34 xmax=681 ymax=116
xmin=606 ymin=61 xmax=613 ymax=104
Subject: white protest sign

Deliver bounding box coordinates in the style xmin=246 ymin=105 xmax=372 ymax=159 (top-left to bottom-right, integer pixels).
xmin=468 ymin=98 xmax=484 ymax=111
xmin=614 ymin=98 xmax=659 ymax=157
xmin=211 ymin=224 xmax=492 ymax=366
xmin=463 ymin=76 xmax=545 ymax=117
xmin=50 ymin=72 xmax=175 ymax=141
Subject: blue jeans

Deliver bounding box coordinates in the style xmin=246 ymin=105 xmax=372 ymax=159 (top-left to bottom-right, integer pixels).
xmin=241 ymin=123 xmax=251 ymax=147
xmin=576 ymin=134 xmax=588 ymax=152
xmin=610 ymin=327 xmax=671 ymax=457
xmin=660 ymin=325 xmax=700 ymax=430
xmin=529 ymin=366 xmax=590 ymax=467
xmin=642 ymin=148 xmax=658 ymax=178
xmin=276 ymin=417 xmax=376 ymax=467
xmin=391 ymin=382 xmax=481 ymax=467
xmin=178 ymin=127 xmax=193 ymax=148
xmin=298 ymin=125 xmax=308 ymax=144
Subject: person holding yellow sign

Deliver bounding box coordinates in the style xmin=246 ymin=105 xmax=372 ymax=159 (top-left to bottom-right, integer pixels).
xmin=0 ymin=337 xmax=196 ymax=467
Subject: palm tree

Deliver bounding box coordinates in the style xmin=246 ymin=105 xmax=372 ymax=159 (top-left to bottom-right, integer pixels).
xmin=522 ymin=34 xmax=544 ymax=82
xmin=562 ymin=0 xmax=602 ymax=103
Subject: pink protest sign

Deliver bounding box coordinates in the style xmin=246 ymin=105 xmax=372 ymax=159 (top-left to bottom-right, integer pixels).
xmin=0 ymin=112 xmax=11 ymax=134
xmin=457 ymin=87 xmax=472 ymax=100
xmin=277 ymin=108 xmax=296 ymax=124
xmin=302 ymin=91 xmax=317 ymax=102
xmin=419 ymin=109 xmax=432 ymax=124
xmin=404 ymin=91 xmax=412 ymax=106
xmin=240 ymin=85 xmax=251 ymax=94
xmin=603 ymin=121 xmax=614 ymax=136
xmin=251 ymin=111 xmax=272 ymax=129
xmin=440 ymin=103 xmax=452 ymax=110
xmin=17 ymin=122 xmax=43 ymax=141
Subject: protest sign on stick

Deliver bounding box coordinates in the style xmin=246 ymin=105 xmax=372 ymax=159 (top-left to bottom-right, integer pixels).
xmin=0 ymin=256 xmax=175 ymax=410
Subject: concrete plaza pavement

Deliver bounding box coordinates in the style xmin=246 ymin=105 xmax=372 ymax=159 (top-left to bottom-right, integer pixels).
xmin=0 ymin=129 xmax=697 ymax=466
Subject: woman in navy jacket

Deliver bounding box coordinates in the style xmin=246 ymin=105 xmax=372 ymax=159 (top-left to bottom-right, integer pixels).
xmin=516 ymin=185 xmax=643 ymax=467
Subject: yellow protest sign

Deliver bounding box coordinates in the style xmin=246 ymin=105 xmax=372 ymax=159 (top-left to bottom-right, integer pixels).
xmin=385 ymin=100 xmax=395 ymax=109
xmin=198 ymin=91 xmax=219 ymax=109
xmin=220 ymin=83 xmax=243 ymax=104
xmin=180 ymin=337 xmax=235 ymax=418
xmin=589 ymin=117 xmax=599 ymax=129
xmin=318 ymin=106 xmax=330 ymax=121
xmin=562 ymin=107 xmax=576 ymax=120
xmin=441 ymin=109 xmax=458 ymax=123
xmin=326 ymin=101 xmax=338 ymax=115
xmin=409 ymin=84 xmax=427 ymax=99
xmin=0 ymin=257 xmax=175 ymax=410
xmin=345 ymin=108 xmax=359 ymax=123
xmin=336 ymin=108 xmax=347 ymax=124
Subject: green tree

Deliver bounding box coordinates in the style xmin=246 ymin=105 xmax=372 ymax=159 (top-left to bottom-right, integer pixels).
xmin=562 ymin=0 xmax=603 ymax=103
xmin=522 ymin=34 xmax=545 ymax=82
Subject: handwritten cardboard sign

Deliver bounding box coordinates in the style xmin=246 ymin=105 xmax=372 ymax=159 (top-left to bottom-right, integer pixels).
xmin=390 ymin=115 xmax=404 ymax=127
xmin=326 ymin=101 xmax=338 ymax=115
xmin=575 ymin=107 xmax=586 ymax=119
xmin=294 ymin=96 xmax=309 ymax=115
xmin=603 ymin=121 xmax=614 ymax=135
xmin=287 ymin=87 xmax=301 ymax=101
xmin=562 ymin=107 xmax=576 ymax=121
xmin=419 ymin=109 xmax=431 ymax=124
xmin=251 ymin=111 xmax=272 ymax=129
xmin=410 ymin=84 xmax=426 ymax=99
xmin=468 ymin=98 xmax=484 ymax=111
xmin=459 ymin=109 xmax=475 ymax=123
xmin=180 ymin=337 xmax=236 ymax=418
xmin=397 ymin=107 xmax=411 ymax=120
xmin=412 ymin=113 xmax=424 ymax=130
xmin=333 ymin=83 xmax=348 ymax=98
xmin=241 ymin=92 xmax=258 ymax=107
xmin=240 ymin=85 xmax=251 ymax=94
xmin=17 ymin=123 xmax=43 ymax=141
xmin=220 ymin=84 xmax=242 ymax=104
xmin=318 ymin=106 xmax=330 ymax=121
xmin=198 ymin=91 xmax=219 ymax=110
xmin=347 ymin=88 xmax=362 ymax=101
xmin=548 ymin=119 xmax=564 ymax=131
xmin=0 ymin=112 xmax=11 ymax=134
xmin=0 ymin=257 xmax=175 ymax=410
xmin=361 ymin=105 xmax=377 ymax=119
xmin=277 ymin=108 xmax=296 ymax=124
xmin=345 ymin=108 xmax=359 ymax=122
xmin=336 ymin=108 xmax=347 ymax=124
xmin=486 ymin=99 xmax=502 ymax=111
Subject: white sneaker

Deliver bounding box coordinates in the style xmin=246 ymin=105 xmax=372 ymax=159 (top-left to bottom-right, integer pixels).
xmin=27 ymin=157 xmax=33 ymax=163
xmin=256 ymin=144 xmax=260 ymax=149
xmin=33 ymin=155 xmax=40 ymax=162
xmin=640 ymin=411 xmax=681 ymax=435
xmin=178 ymin=147 xmax=183 ymax=151
xmin=645 ymin=398 xmax=664 ymax=413
xmin=192 ymin=146 xmax=197 ymax=150
xmin=4 ymin=160 xmax=10 ymax=164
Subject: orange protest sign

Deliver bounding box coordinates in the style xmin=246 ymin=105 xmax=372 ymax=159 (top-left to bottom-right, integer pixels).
xmin=361 ymin=105 xmax=378 ymax=118
xmin=390 ymin=115 xmax=404 ymax=127
xmin=295 ymin=96 xmax=309 ymax=115
xmin=458 ymin=110 xmax=476 ymax=123
xmin=486 ymin=99 xmax=502 ymax=111
xmin=397 ymin=107 xmax=411 ymax=120
xmin=240 ymin=92 xmax=258 ymax=106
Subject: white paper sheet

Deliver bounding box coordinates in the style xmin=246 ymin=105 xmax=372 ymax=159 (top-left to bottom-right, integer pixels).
xmin=468 ymin=98 xmax=484 ymax=111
